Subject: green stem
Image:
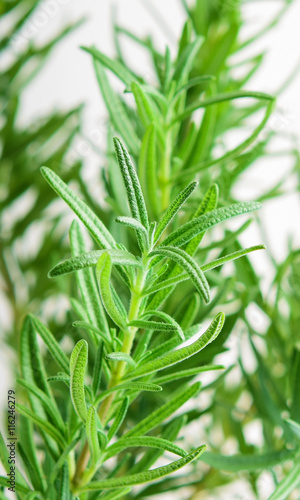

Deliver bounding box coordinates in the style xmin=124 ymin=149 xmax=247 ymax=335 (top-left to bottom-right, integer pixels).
xmin=73 ymin=263 xmax=148 ymax=490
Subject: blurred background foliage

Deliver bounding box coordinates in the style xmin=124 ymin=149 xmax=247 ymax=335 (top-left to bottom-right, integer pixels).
xmin=1 ymin=0 xmax=300 ymax=498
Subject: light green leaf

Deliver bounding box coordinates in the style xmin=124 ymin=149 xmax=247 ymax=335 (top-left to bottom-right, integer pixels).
xmin=81 ymin=46 xmax=137 ymax=86
xmin=129 ymin=319 xmax=180 ymax=333
xmin=16 ymin=404 xmax=65 ymax=445
xmin=108 ymin=397 xmax=129 ymax=441
xmin=29 ymin=315 xmax=69 ymax=374
xmin=49 ymin=248 xmax=141 ymax=278
xmin=94 ymin=382 xmax=162 ymax=407
xmin=86 ymin=406 xmax=101 ymax=464
xmin=73 ymin=321 xmax=111 ymax=348
xmin=96 ymin=252 xmax=128 ymax=329
xmin=140 ymin=310 xmax=184 ymax=341
xmin=143 ymin=272 xmax=188 ymax=296
xmin=106 ymin=352 xmax=136 ymax=367
xmin=40 ymin=167 xmax=115 ymax=249
xmin=201 ymin=245 xmax=266 ymax=272
xmin=154 ymin=182 xmax=198 ymax=243
xmin=58 ymin=462 xmax=69 ymax=500
xmin=93 ymin=342 xmax=104 ymax=396
xmin=131 ymin=82 xmax=158 ymax=127
xmin=162 ymin=202 xmax=262 ymax=249
xmin=49 ymin=434 xmax=81 ymax=484
xmin=284 ymin=418 xmax=300 ymax=439
xmin=92 ymin=488 xmax=132 ymax=500
xmin=267 ymin=460 xmax=300 ymax=500
xmin=94 ymin=60 xmax=139 ymax=154
xmin=150 ymin=246 xmax=210 ymax=303
xmin=105 ymin=436 xmax=187 ymax=460
xmin=17 ymin=379 xmax=64 ymax=432
xmin=78 ymin=445 xmax=206 ymax=492
xmin=173 ymin=37 xmax=203 ymax=87
xmin=70 ymin=340 xmax=88 ymax=422
xmin=115 ymin=216 xmax=149 ymax=247
xmin=138 ymin=124 xmax=159 ymax=219
xmin=113 ymin=138 xmax=149 ymax=230
xmin=154 ymin=365 xmax=224 ymax=385
xmin=201 ymin=449 xmax=297 ymax=472
xmin=47 ymin=374 xmax=70 ymax=386
xmin=125 ymin=313 xmax=224 ymax=380
xmin=124 ymin=382 xmax=201 ymax=438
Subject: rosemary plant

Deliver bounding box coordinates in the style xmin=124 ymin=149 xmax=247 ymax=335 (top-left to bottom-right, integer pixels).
xmin=1 ymin=1 xmax=299 ymax=499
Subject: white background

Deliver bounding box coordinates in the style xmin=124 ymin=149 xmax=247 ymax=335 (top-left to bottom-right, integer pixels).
xmin=1 ymin=1 xmax=300 ymax=498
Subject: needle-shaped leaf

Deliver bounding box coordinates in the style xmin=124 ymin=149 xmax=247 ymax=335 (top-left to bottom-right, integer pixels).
xmin=16 ymin=404 xmax=65 ymax=445
xmin=124 ymin=382 xmax=201 ymax=438
xmin=139 ymin=124 xmax=159 ymax=219
xmin=115 ymin=216 xmax=149 ymax=250
xmin=93 ymin=342 xmax=104 ymax=396
xmin=125 ymin=313 xmax=224 ymax=380
xmin=140 ymin=310 xmax=184 ymax=341
xmin=154 ymin=365 xmax=224 ymax=385
xmin=78 ymin=445 xmax=206 ymax=493
xmin=161 ymin=201 xmax=262 ymax=249
xmin=154 ymin=181 xmax=198 ymax=243
xmin=86 ymin=406 xmax=101 ymax=465
xmin=150 ymin=246 xmax=210 ymax=303
xmin=201 ymin=245 xmax=266 ymax=272
xmin=94 ymin=382 xmax=162 ymax=407
xmin=94 ymin=60 xmax=139 ymax=154
xmin=129 ymin=319 xmax=180 ymax=333
xmin=95 ymin=489 xmax=132 ymax=500
xmin=267 ymin=460 xmax=300 ymax=500
xmin=40 ymin=167 xmax=115 ymax=249
xmin=17 ymin=379 xmax=64 ymax=432
xmin=131 ymin=82 xmax=158 ymax=127
xmin=70 ymin=340 xmax=88 ymax=422
xmin=106 ymin=352 xmax=136 ymax=367
xmin=105 ymin=436 xmax=187 ymax=460
xmin=173 ymin=37 xmax=203 ymax=87
xmin=114 ymin=138 xmax=149 ymax=230
xmin=200 ymin=449 xmax=297 ymax=472
xmin=108 ymin=397 xmax=129 ymax=441
xmin=48 ymin=248 xmax=141 ymax=278
xmin=284 ymin=419 xmax=300 ymax=439
xmin=96 ymin=252 xmax=128 ymax=329
xmin=29 ymin=315 xmax=69 ymax=374
xmin=73 ymin=322 xmax=110 ymax=348
xmin=81 ymin=46 xmax=137 ymax=86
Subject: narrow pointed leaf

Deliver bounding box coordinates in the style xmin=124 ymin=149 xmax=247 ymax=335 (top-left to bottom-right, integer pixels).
xmin=129 ymin=320 xmax=179 ymax=333
xmin=78 ymin=445 xmax=206 ymax=492
xmin=70 ymin=340 xmax=88 ymax=422
xmin=86 ymin=406 xmax=101 ymax=464
xmin=115 ymin=216 xmax=149 ymax=245
xmin=132 ymin=82 xmax=158 ymax=127
xmin=154 ymin=182 xmax=198 ymax=243
xmin=105 ymin=436 xmax=187 ymax=460
xmin=93 ymin=342 xmax=104 ymax=396
xmin=161 ymin=202 xmax=262 ymax=249
xmin=173 ymin=37 xmax=203 ymax=87
xmin=201 ymin=245 xmax=266 ymax=273
xmin=124 ymin=382 xmax=201 ymax=438
xmin=94 ymin=382 xmax=162 ymax=408
xmin=29 ymin=315 xmax=69 ymax=373
xmin=150 ymin=246 xmax=210 ymax=303
xmin=139 ymin=124 xmax=159 ymax=218
xmin=108 ymin=397 xmax=129 ymax=441
xmin=73 ymin=321 xmax=110 ymax=348
xmin=48 ymin=248 xmax=141 ymax=278
xmin=125 ymin=313 xmax=224 ymax=380
xmin=82 ymin=46 xmax=136 ymax=86
xmin=267 ymin=460 xmax=300 ymax=500
xmin=40 ymin=167 xmax=115 ymax=249
xmin=96 ymin=253 xmax=128 ymax=329
xmin=106 ymin=352 xmax=136 ymax=367
xmin=140 ymin=310 xmax=184 ymax=341
xmin=16 ymin=404 xmax=65 ymax=445
xmin=154 ymin=365 xmax=224 ymax=385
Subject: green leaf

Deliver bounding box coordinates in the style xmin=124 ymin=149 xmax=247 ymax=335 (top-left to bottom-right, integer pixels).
xmin=125 ymin=313 xmax=224 ymax=380
xmin=154 ymin=182 xmax=198 ymax=243
xmin=115 ymin=216 xmax=149 ymax=247
xmin=173 ymin=37 xmax=203 ymax=87
xmin=140 ymin=310 xmax=184 ymax=341
xmin=105 ymin=436 xmax=187 ymax=460
xmin=124 ymin=382 xmax=201 ymax=438
xmin=129 ymin=319 xmax=180 ymax=333
xmin=81 ymin=46 xmax=137 ymax=86
xmin=106 ymin=352 xmax=136 ymax=367
xmin=96 ymin=252 xmax=128 ymax=329
xmin=58 ymin=462 xmax=70 ymax=500
xmin=93 ymin=59 xmax=139 ymax=154
xmin=73 ymin=321 xmax=111 ymax=348
xmin=17 ymin=378 xmax=65 ymax=432
xmin=95 ymin=382 xmax=162 ymax=407
xmin=154 ymin=365 xmax=224 ymax=385
xmin=70 ymin=340 xmax=88 ymax=422
xmin=200 ymin=449 xmax=297 ymax=472
xmin=40 ymin=166 xmax=115 ymax=249
xmin=47 ymin=374 xmax=70 ymax=386
xmin=267 ymin=460 xmax=300 ymax=500
xmin=201 ymin=245 xmax=266 ymax=272
xmin=161 ymin=202 xmax=262 ymax=249
xmin=143 ymin=272 xmax=188 ymax=296
xmin=49 ymin=434 xmax=81 ymax=484
xmin=18 ymin=422 xmax=46 ymax=492
xmin=150 ymin=246 xmax=210 ymax=303
xmin=131 ymin=82 xmax=158 ymax=127
xmin=93 ymin=342 xmax=104 ymax=396
xmin=108 ymin=397 xmax=129 ymax=441
xmin=48 ymin=248 xmax=141 ymax=278
xmin=29 ymin=315 xmax=69 ymax=374
xmin=138 ymin=124 xmax=159 ymax=219
xmin=284 ymin=419 xmax=300 ymax=439
xmin=16 ymin=404 xmax=65 ymax=445
xmin=70 ymin=220 xmax=110 ymax=337
xmin=86 ymin=406 xmax=101 ymax=464
xmin=78 ymin=445 xmax=206 ymax=492
xmin=91 ymin=488 xmax=132 ymax=500
xmin=113 ymin=138 xmax=149 ymax=230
